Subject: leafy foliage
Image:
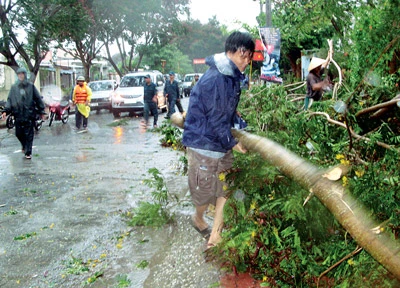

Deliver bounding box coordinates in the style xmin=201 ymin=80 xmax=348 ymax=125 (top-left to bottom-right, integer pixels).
xmin=115 ymin=274 xmax=131 ymax=288
xmin=209 ymin=82 xmax=400 ymax=287
xmin=158 ymin=121 xmax=184 ymax=151
xmin=347 ymin=0 xmax=400 ymax=87
xmin=127 ymin=168 xmax=175 ymax=228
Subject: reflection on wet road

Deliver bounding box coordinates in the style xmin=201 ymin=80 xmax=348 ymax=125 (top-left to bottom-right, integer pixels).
xmin=113 ymin=126 xmax=124 ymax=144
xmin=0 ymin=98 xmax=220 ymax=287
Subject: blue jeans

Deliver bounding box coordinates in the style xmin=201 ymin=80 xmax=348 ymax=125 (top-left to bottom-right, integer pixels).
xmin=167 ymin=96 xmax=177 ymax=118
xmin=144 ymin=101 xmax=158 ymax=125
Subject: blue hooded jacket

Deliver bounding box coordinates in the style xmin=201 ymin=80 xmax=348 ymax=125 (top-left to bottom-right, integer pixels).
xmin=182 ymin=53 xmax=244 ymax=153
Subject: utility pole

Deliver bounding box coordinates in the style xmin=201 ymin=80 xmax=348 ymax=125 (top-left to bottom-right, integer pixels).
xmin=265 ymin=0 xmax=272 ymax=27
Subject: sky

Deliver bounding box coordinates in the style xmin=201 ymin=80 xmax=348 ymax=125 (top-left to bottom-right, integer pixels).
xmin=189 ymin=0 xmax=261 ymax=29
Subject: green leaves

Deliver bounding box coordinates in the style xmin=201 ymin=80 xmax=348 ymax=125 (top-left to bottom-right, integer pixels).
xmin=210 ymin=71 xmax=400 ymax=286
xmin=127 ymin=168 xmax=175 ymax=228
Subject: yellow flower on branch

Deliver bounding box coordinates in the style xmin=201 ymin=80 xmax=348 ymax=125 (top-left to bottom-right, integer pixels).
xmin=340 ymin=159 xmax=350 ymax=165
xmin=342 ymin=176 xmax=348 ymax=187
xmin=218 ymin=173 xmax=226 ymax=181
xmin=355 ymin=170 xmax=365 ymax=177
xmin=335 ymin=154 xmax=345 ymax=160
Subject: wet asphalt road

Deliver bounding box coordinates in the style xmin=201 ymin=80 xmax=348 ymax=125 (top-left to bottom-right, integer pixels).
xmin=0 ymin=98 xmax=220 ymax=288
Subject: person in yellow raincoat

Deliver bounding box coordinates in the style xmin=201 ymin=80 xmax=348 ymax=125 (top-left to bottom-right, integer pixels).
xmin=72 ymin=76 xmax=92 ymax=131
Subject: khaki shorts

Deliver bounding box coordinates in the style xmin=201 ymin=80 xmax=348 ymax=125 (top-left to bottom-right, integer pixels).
xmin=187 ymin=148 xmax=234 ymax=206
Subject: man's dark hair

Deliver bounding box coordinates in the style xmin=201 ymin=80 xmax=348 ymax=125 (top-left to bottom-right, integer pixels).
xmin=225 ymin=31 xmax=255 ymax=54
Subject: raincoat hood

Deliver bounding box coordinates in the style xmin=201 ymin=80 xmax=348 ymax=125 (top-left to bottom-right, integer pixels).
xmin=16 ymin=67 xmax=27 ymax=76
xmin=205 ymin=52 xmax=244 ymax=80
xmin=16 ymin=67 xmax=29 ymax=86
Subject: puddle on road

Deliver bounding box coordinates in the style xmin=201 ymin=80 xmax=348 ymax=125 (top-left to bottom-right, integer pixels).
xmin=0 ymin=108 xmax=221 ymax=288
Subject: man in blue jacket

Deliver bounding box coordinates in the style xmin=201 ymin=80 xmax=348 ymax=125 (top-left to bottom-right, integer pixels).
xmin=164 ymin=71 xmax=181 ymax=119
xmin=182 ymin=31 xmax=255 ymax=249
xmin=143 ymin=74 xmax=158 ymax=127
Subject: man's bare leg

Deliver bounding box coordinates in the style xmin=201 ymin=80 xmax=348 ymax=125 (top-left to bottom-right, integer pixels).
xmin=208 ymin=197 xmax=227 ymax=246
xmin=192 ymin=204 xmax=209 ymax=231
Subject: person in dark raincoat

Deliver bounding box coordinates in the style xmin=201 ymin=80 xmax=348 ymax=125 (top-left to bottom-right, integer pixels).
xmin=1 ymin=67 xmax=46 ymax=159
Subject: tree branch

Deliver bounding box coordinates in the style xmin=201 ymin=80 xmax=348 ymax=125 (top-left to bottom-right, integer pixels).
xmin=355 ymin=95 xmax=400 ymax=118
xmin=308 ymin=112 xmax=393 ymax=150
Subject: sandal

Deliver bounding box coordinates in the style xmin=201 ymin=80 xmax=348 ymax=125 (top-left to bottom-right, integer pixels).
xmin=191 ymin=215 xmax=211 ymax=240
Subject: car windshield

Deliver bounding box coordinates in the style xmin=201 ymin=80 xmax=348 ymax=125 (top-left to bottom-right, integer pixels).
xmin=120 ymin=76 xmax=145 ymax=88
xmin=184 ymin=75 xmax=194 ymax=82
xmin=89 ymin=81 xmax=114 ymax=92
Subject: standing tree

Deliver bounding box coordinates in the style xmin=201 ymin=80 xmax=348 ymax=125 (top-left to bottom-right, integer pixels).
xmin=0 ymin=0 xmax=71 ymax=82
xmin=176 ymin=18 xmax=226 ymax=71
xmin=97 ymin=0 xmax=189 ymax=76
xmin=54 ymin=0 xmax=106 ymax=81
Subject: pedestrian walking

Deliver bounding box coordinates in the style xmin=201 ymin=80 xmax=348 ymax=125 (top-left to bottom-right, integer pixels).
xmin=182 ymin=31 xmax=255 ymax=249
xmin=164 ymin=71 xmax=183 ymax=119
xmin=72 ymin=76 xmax=92 ymax=131
xmin=1 ymin=67 xmax=46 ymax=159
xmin=143 ymin=74 xmax=158 ymax=128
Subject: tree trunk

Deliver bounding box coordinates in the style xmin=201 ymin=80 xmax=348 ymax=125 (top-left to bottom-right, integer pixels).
xmin=170 ymin=114 xmax=400 ymax=279
xmin=231 ymin=129 xmax=400 ymax=280
xmin=286 ymin=50 xmax=301 ymax=79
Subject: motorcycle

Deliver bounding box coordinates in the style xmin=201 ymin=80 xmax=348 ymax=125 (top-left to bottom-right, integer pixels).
xmin=48 ymin=100 xmax=70 ymax=127
xmin=5 ymin=112 xmax=43 ymax=131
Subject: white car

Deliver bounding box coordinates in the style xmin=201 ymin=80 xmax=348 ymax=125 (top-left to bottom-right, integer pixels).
xmin=111 ymin=71 xmax=167 ymax=118
xmin=181 ymin=73 xmax=203 ymax=97
xmin=87 ymin=80 xmax=117 ymax=113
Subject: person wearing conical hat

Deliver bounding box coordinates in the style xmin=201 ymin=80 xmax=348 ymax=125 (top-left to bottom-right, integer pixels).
xmin=304 ymin=57 xmax=330 ymax=110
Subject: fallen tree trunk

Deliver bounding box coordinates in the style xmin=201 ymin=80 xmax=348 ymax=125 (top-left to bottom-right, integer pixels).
xmin=231 ymin=129 xmax=400 ymax=280
xmin=355 ymin=94 xmax=400 ymax=118
xmin=171 ymin=113 xmax=400 ymax=279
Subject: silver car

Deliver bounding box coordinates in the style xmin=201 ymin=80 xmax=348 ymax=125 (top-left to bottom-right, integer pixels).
xmin=111 ymin=71 xmax=167 ymax=118
xmin=88 ymin=80 xmax=117 ymax=113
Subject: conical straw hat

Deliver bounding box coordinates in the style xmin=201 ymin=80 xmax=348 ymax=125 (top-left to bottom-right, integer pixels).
xmin=308 ymin=57 xmax=326 ymax=72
